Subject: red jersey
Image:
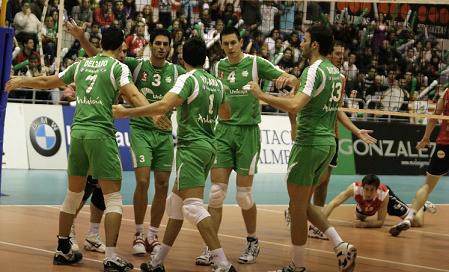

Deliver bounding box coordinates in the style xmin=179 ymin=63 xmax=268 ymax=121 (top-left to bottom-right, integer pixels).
xmin=436 ymin=88 xmax=449 ymax=145
xmin=353 ymin=181 xmax=389 ymax=216
xmin=125 ymin=34 xmax=147 ymax=56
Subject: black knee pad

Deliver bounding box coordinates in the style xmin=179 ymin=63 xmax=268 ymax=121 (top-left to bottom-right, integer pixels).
xmin=82 ymin=176 xmax=96 ymax=202
xmin=91 ymin=186 xmax=106 ymax=211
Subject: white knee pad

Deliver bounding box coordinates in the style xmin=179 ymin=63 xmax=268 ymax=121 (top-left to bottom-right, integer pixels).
xmin=236 ymin=187 xmax=254 ymax=210
xmin=166 ymin=193 xmax=184 ymax=220
xmin=208 ymin=183 xmax=228 ymax=209
xmin=104 ymin=192 xmax=123 ymax=214
xmin=61 ymin=190 xmax=84 ymax=214
xmin=182 ymin=198 xmax=210 ymax=226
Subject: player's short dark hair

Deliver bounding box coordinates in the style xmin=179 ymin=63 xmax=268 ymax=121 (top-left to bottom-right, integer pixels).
xmin=150 ymin=28 xmax=171 ymax=45
xmin=307 ymin=24 xmax=334 ymax=56
xmin=362 ymin=174 xmax=381 ymax=188
xmin=183 ymin=37 xmax=206 ymax=67
xmin=101 ymin=27 xmax=124 ymax=51
xmin=220 ymin=26 xmax=241 ymax=42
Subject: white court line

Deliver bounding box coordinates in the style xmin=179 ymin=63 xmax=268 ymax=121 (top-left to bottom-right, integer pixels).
xmin=0 ymin=240 xmax=139 ymax=271
xmin=40 ymin=206 xmax=449 ymax=272
xmin=257 ymin=207 xmax=449 ymax=238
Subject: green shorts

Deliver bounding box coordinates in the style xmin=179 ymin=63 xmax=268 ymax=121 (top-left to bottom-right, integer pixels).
xmin=286 ymin=144 xmax=336 ymax=186
xmin=68 ymin=129 xmax=122 ymax=180
xmin=213 ymin=123 xmax=260 ymax=176
xmin=130 ymin=128 xmax=174 ymax=171
xmin=176 ymin=141 xmax=215 ymax=190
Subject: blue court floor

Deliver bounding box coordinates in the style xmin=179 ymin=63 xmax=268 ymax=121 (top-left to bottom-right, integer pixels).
xmin=1 ymin=170 xmax=448 ymax=205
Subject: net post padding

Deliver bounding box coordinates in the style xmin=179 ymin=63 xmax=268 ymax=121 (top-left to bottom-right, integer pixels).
xmin=0 ymin=27 xmax=14 ymax=197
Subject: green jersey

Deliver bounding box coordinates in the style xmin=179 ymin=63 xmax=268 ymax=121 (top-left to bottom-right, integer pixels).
xmin=125 ymin=57 xmax=185 ymax=133
xmin=59 ymin=54 xmax=132 ymax=136
xmin=170 ymin=69 xmax=226 ymax=146
xmin=296 ymin=59 xmax=342 ymax=146
xmin=215 ymin=54 xmax=283 ymax=126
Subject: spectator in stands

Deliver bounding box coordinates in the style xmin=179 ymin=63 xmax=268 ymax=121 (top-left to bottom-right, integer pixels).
xmin=30 ymin=0 xmax=46 ymax=21
xmin=222 ymin=2 xmax=239 ymax=28
xmin=42 ymin=15 xmax=58 ymax=59
xmin=113 ymin=0 xmax=128 ymax=31
xmin=94 ymin=0 xmax=115 ymax=28
xmin=278 ymin=1 xmax=296 ymax=35
xmin=157 ymin=0 xmax=174 ymax=28
xmin=277 ymin=47 xmax=295 ymax=74
xmin=124 ymin=0 xmax=136 ymax=20
xmin=6 ymin=0 xmax=23 ymax=26
xmin=13 ymin=38 xmax=40 ymax=74
xmin=264 ymin=28 xmax=280 ymax=57
xmin=125 ymin=21 xmax=147 ymax=57
xmin=241 ymin=0 xmax=260 ymax=31
xmin=71 ymin=0 xmax=93 ymax=28
xmin=259 ymin=1 xmax=278 ymax=36
xmin=14 ymin=3 xmax=41 ymax=47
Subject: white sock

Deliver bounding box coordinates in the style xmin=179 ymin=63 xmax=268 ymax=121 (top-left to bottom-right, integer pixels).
xmin=405 ymin=208 xmax=416 ymax=221
xmin=136 ymin=224 xmax=144 ymax=234
xmin=292 ymin=245 xmax=305 ymax=268
xmin=210 ymin=248 xmax=230 ymax=267
xmin=324 ymin=227 xmax=343 ymax=247
xmin=147 ymin=226 xmax=159 ymax=241
xmin=151 ymin=243 xmax=171 ymax=266
xmin=89 ymin=223 xmax=100 ymax=236
xmin=105 ymin=247 xmax=117 ymax=259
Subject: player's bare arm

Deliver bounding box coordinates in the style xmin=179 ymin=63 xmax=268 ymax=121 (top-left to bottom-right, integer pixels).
xmin=337 ymin=111 xmax=377 ymax=144
xmin=247 ymin=81 xmax=311 ymax=114
xmin=417 ymin=94 xmax=445 ymax=149
xmin=64 ymin=19 xmax=99 ymax=57
xmin=218 ymin=102 xmax=231 ymax=120
xmin=6 ymin=75 xmax=65 ymax=91
xmin=322 ymin=184 xmax=354 ymax=218
xmin=113 ymin=92 xmax=183 ymax=118
xmin=355 ymin=197 xmax=389 ymax=228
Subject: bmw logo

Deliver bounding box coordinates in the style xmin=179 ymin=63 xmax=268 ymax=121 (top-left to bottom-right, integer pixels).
xmin=29 ymin=117 xmax=62 ymax=157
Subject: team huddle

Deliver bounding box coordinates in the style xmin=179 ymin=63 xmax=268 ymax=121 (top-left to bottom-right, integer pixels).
xmin=5 ymin=21 xmax=444 ymax=272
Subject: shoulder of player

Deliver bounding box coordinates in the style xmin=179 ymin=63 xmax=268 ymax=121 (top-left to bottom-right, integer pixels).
xmin=378 ymin=183 xmax=389 ymax=193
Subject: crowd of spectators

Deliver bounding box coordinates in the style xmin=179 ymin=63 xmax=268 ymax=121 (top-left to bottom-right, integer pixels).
xmin=3 ymin=0 xmax=449 ymax=115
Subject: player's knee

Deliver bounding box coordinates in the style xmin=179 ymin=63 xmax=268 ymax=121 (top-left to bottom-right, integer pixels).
xmin=104 ymin=192 xmax=123 ymax=215
xmin=154 ymin=180 xmax=169 ymax=195
xmin=91 ymin=187 xmax=106 ymax=211
xmin=208 ymin=183 xmax=228 ymax=209
xmin=182 ymin=198 xmax=210 ymax=226
xmin=61 ymin=190 xmax=85 ymax=214
xmin=236 ymin=186 xmax=254 ymax=210
xmin=166 ymin=193 xmax=184 ymax=220
xmin=135 ymin=177 xmax=150 ymax=191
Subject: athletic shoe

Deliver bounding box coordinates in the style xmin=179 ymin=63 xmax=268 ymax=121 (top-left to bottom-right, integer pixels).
xmin=211 ymin=263 xmax=238 ymax=272
xmin=195 ymin=246 xmax=213 ymax=266
xmin=334 ymin=242 xmax=357 ymax=272
xmin=423 ymin=201 xmax=437 ymax=214
xmin=84 ymin=233 xmax=106 ymax=253
xmin=270 ymin=262 xmax=306 ymax=272
xmin=133 ymin=232 xmax=146 ymax=255
xmin=103 ymin=256 xmax=133 ymax=272
xmin=307 ymin=224 xmax=329 ymax=240
xmin=238 ymin=236 xmax=260 ymax=264
xmin=140 ymin=261 xmax=165 ymax=272
xmin=144 ymin=235 xmax=161 ymax=256
xmin=70 ymin=225 xmax=79 ymax=252
xmin=284 ymin=209 xmax=291 ymax=229
xmin=53 ymin=249 xmax=83 ymax=265
xmin=389 ymin=220 xmax=411 ymax=237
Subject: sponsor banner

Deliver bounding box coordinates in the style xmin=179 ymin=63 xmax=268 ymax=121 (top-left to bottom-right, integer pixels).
xmin=3 ymin=103 xmax=29 ymax=169
xmin=333 ymin=123 xmax=356 ymax=175
xmin=351 ymin=121 xmax=438 ymax=175
xmin=62 ymin=105 xmax=133 ymax=171
xmin=258 ymin=115 xmax=293 ymax=173
xmin=23 ymin=104 xmax=67 ymax=169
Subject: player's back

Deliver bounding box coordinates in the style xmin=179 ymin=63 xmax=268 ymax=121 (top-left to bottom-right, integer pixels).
xmin=173 ymin=69 xmax=224 ymax=146
xmin=296 ymin=59 xmax=342 ymax=146
xmin=69 ymin=54 xmax=130 ymax=135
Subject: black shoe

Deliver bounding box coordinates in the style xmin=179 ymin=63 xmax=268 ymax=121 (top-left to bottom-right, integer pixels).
xmin=53 ymin=249 xmax=83 ymax=265
xmin=103 ymin=256 xmax=134 ymax=272
xmin=140 ymin=262 xmax=165 ymax=272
